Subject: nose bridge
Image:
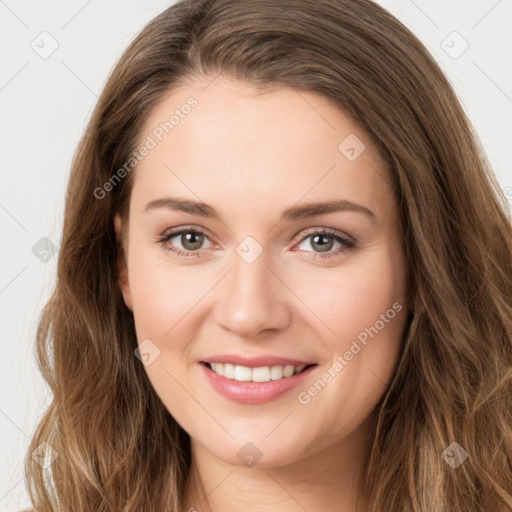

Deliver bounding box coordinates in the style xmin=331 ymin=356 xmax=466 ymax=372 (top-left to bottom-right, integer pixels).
xmin=232 ymin=239 xmax=272 ymax=297
xmin=213 ymin=235 xmax=290 ymax=336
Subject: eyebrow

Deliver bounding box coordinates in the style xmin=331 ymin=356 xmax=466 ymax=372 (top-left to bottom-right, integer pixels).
xmin=143 ymin=196 xmax=376 ymax=222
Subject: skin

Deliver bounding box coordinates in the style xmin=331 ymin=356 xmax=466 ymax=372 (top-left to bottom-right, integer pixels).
xmin=115 ymin=75 xmax=409 ymax=512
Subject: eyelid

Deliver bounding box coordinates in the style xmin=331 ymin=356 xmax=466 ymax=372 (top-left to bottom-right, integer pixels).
xmin=159 ymin=224 xmax=213 ymax=240
xmin=293 ymin=226 xmax=355 ymax=244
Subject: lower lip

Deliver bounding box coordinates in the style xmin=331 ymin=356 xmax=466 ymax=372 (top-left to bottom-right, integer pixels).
xmin=200 ymin=363 xmax=317 ymax=405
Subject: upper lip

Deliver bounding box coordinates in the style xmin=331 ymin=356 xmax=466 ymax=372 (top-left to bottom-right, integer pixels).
xmin=201 ymin=354 xmax=316 ymax=368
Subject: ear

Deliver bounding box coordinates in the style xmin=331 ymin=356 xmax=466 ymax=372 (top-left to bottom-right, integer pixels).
xmin=114 ymin=213 xmax=133 ymax=312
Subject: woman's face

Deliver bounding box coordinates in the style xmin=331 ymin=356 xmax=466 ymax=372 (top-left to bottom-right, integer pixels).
xmin=115 ymin=75 xmax=409 ymax=468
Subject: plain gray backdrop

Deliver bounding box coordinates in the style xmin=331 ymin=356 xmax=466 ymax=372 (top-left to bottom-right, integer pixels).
xmin=1 ymin=1 xmax=511 ymax=510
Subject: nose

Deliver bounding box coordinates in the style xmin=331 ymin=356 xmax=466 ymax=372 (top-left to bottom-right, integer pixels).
xmin=212 ymin=248 xmax=292 ymax=339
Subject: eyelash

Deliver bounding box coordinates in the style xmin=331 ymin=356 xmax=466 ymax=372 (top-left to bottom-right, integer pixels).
xmin=157 ymin=225 xmax=356 ymax=260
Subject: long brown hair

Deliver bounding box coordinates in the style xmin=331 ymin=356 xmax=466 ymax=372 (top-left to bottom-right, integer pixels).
xmin=24 ymin=0 xmax=512 ymax=510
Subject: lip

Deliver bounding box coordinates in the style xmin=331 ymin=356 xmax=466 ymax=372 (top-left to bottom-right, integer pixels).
xmin=199 ymin=362 xmax=317 ymax=405
xmin=200 ymin=354 xmax=315 ymax=368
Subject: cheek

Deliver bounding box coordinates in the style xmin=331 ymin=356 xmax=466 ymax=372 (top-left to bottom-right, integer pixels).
xmin=292 ymin=252 xmax=407 ymax=444
xmin=127 ymin=241 xmax=208 ymax=341
xmin=125 ymin=244 xmax=205 ymax=411
xmin=293 ymin=247 xmax=407 ymax=405
xmin=294 ymin=249 xmax=406 ymax=347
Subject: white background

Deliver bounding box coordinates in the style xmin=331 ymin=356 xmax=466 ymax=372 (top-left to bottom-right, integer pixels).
xmin=1 ymin=1 xmax=511 ymax=510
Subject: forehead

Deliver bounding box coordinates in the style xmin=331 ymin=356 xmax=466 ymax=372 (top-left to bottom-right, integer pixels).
xmin=129 ymin=75 xmax=393 ymax=222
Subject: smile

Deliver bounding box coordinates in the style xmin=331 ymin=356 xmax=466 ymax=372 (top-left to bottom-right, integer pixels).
xmin=199 ymin=361 xmax=318 ymax=405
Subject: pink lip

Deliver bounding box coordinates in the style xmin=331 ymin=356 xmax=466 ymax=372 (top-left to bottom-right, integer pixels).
xmin=199 ymin=362 xmax=317 ymax=405
xmin=201 ymin=354 xmax=314 ymax=368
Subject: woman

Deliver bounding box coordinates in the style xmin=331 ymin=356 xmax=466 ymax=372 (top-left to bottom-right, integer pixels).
xmin=24 ymin=0 xmax=512 ymax=510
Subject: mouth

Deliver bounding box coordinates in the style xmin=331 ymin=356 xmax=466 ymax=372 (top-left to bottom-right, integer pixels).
xmin=199 ymin=361 xmax=318 ymax=405
xmin=200 ymin=361 xmax=316 ymax=382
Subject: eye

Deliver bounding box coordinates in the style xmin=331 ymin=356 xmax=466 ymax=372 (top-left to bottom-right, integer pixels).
xmin=158 ymin=226 xmax=214 ymax=257
xmin=294 ymin=227 xmax=356 ymax=260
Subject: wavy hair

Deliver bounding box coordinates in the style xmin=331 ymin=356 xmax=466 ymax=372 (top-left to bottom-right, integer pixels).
xmin=23 ymin=0 xmax=512 ymax=510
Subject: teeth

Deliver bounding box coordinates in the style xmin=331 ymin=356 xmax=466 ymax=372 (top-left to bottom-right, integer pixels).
xmin=252 ymin=366 xmax=271 ymax=382
xmin=270 ymin=365 xmax=284 ymax=380
xmin=223 ymin=363 xmax=235 ymax=379
xmin=234 ymin=365 xmax=252 ymax=381
xmin=208 ymin=363 xmax=309 ymax=382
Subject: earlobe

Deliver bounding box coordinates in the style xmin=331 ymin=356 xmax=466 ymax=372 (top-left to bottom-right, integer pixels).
xmin=113 ymin=213 xmax=133 ymax=311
